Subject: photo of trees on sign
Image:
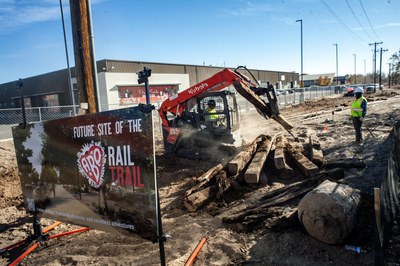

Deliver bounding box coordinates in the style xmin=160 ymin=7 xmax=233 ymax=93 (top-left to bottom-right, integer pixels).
xmin=12 ymin=107 xmax=158 ymax=242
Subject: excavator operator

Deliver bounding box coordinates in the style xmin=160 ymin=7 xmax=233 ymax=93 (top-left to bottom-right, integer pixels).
xmin=204 ymin=99 xmax=227 ymax=129
xmin=205 ymin=99 xmax=218 ymax=120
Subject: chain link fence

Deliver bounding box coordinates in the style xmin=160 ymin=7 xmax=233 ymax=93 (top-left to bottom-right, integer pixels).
xmin=0 ymin=106 xmax=77 ymax=140
xmin=0 ymin=86 xmax=339 ymax=140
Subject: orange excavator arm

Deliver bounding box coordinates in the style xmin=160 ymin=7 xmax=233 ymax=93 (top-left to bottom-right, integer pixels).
xmin=158 ymin=68 xmax=257 ymax=128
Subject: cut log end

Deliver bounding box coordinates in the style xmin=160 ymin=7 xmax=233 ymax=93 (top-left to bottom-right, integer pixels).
xmin=298 ymin=180 xmax=361 ymax=244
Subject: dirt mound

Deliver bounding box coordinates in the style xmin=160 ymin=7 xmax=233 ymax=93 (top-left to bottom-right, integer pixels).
xmin=0 ymin=142 xmax=22 ymax=209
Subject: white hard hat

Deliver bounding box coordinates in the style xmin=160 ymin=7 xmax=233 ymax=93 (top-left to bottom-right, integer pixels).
xmin=355 ymin=87 xmax=363 ymax=93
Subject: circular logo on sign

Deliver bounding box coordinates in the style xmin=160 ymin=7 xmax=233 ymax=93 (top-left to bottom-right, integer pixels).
xmin=77 ymin=141 xmax=106 ymax=189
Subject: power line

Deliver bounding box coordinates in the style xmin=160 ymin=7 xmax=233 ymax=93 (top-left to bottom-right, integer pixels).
xmin=345 ymin=0 xmax=374 ymax=41
xmin=358 ymin=0 xmax=381 ymax=41
xmin=320 ymin=0 xmax=367 ymax=47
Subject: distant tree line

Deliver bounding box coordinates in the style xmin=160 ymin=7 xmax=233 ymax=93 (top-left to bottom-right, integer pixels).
xmin=390 ymin=49 xmax=400 ymax=86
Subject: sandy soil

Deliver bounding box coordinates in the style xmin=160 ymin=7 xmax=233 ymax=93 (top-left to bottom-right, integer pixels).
xmin=1 ymin=88 xmax=400 ymax=265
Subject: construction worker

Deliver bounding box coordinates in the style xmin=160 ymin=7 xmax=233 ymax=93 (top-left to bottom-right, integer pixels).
xmin=351 ymin=87 xmax=367 ymax=142
xmin=204 ymin=99 xmax=218 ymax=122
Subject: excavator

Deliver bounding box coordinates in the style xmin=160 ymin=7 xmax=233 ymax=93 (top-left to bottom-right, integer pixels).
xmin=158 ymin=66 xmax=294 ymax=157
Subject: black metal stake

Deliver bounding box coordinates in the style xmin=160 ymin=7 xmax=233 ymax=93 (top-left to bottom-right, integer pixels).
xmin=16 ymin=79 xmax=26 ymax=127
xmin=32 ymin=214 xmax=43 ymax=239
xmin=157 ymin=187 xmax=166 ymax=266
xmin=137 ymin=67 xmax=165 ymax=264
xmin=137 ymin=67 xmax=152 ymax=105
xmin=145 ymin=80 xmax=150 ymax=105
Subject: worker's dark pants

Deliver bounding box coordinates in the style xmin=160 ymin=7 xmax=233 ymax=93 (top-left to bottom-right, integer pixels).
xmin=352 ymin=117 xmax=363 ymax=142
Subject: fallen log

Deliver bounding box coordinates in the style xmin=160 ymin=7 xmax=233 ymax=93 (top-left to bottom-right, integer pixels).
xmin=184 ymin=185 xmax=217 ymax=212
xmin=298 ymin=179 xmax=361 ymax=244
xmin=264 ymin=207 xmax=298 ymax=229
xmin=244 ymin=135 xmax=275 ymax=184
xmin=185 ymin=164 xmax=223 ymax=197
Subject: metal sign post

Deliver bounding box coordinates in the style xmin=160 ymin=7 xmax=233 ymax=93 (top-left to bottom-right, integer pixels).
xmin=137 ymin=67 xmax=152 ymax=105
xmin=137 ymin=68 xmax=166 ymax=265
xmin=15 ymin=79 xmax=26 ymax=127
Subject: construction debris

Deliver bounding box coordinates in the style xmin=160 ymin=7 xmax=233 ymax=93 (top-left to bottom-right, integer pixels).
xmin=183 ymin=131 xmax=365 ymax=242
xmin=184 ymin=133 xmax=326 ymax=213
xmin=220 ymin=169 xmax=345 ymax=230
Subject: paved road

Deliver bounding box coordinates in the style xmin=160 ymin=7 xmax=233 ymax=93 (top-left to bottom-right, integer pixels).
xmin=0 ymin=124 xmax=14 ymax=141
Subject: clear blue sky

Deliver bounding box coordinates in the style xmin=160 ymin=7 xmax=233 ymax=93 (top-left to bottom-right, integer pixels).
xmin=0 ymin=0 xmax=399 ymax=84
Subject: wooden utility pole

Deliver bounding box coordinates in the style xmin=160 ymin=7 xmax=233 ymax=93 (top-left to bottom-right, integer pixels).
xmin=379 ymin=48 xmax=388 ymax=90
xmin=69 ymin=0 xmax=97 ymax=114
xmin=369 ymin=42 xmax=383 ymax=87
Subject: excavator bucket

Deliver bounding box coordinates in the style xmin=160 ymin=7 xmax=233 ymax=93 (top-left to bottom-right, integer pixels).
xmin=233 ymin=81 xmax=293 ymax=132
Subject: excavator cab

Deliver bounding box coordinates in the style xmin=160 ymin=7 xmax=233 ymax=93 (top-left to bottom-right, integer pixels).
xmin=190 ymin=91 xmax=240 ymax=132
xmin=164 ymin=90 xmax=240 ymax=157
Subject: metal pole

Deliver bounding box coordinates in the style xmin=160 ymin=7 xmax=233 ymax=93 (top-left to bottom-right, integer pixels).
xmin=296 ymin=19 xmax=303 ymax=87
xmin=145 ymin=80 xmax=150 ymax=105
xmin=334 ymin=44 xmax=338 ymax=85
xmin=353 ymin=54 xmax=357 ymax=84
xmin=363 ymin=59 xmax=366 ymax=84
xmin=59 ymin=0 xmax=76 ymax=115
xmin=17 ymin=79 xmax=26 ymax=126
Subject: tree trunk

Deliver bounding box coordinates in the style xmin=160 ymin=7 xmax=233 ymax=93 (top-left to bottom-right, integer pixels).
xmin=298 ymin=180 xmax=361 ymax=244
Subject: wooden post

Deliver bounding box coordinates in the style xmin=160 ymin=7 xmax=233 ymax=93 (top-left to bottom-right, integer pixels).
xmin=274 ymin=134 xmax=287 ymax=170
xmin=374 ymin=187 xmax=383 ymax=245
xmin=228 ymin=136 xmax=263 ymax=175
xmin=69 ymin=0 xmax=97 ymax=114
xmin=244 ymin=135 xmax=274 ymax=183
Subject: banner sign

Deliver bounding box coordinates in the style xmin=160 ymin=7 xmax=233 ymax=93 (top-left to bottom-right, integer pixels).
xmin=12 ymin=106 xmax=158 ymax=241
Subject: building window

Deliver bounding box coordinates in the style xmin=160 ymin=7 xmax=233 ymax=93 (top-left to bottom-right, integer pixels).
xmin=41 ymin=94 xmax=59 ymax=107
xmin=118 ymin=85 xmax=178 ymax=105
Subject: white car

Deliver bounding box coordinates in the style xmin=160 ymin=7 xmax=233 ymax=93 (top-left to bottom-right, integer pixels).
xmin=364 ymin=84 xmax=378 ymax=93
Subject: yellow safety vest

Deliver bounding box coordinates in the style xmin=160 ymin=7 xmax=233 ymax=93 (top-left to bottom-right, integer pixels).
xmin=205 ymin=107 xmax=218 ymax=120
xmin=351 ymin=97 xmax=367 ymax=117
